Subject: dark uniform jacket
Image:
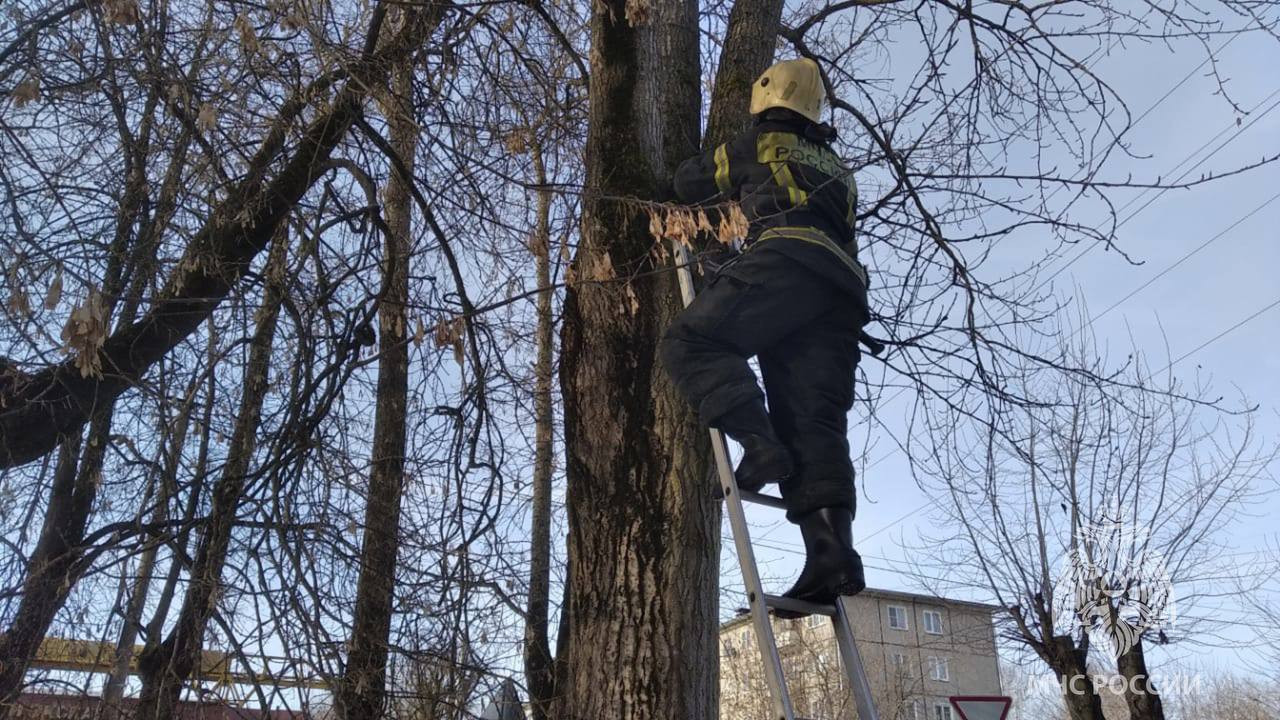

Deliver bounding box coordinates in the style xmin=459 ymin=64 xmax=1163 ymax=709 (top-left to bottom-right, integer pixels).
xmin=673 ymin=110 xmax=869 ymax=304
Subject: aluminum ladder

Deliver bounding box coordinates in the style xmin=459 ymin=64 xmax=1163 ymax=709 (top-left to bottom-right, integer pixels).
xmin=673 ymin=244 xmax=881 ymax=720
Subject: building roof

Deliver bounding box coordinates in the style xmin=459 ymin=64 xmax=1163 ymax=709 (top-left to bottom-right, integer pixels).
xmin=718 ymin=586 xmax=1003 ymax=632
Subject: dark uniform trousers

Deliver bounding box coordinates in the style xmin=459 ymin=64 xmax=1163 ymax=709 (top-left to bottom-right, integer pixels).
xmin=660 ymin=247 xmax=866 ymax=521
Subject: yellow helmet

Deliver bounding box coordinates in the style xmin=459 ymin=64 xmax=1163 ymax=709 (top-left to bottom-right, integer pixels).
xmin=749 ymin=58 xmax=825 ymax=122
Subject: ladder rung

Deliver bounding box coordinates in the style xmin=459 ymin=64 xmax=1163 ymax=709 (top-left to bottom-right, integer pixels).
xmin=763 ymin=594 xmax=836 ymax=617
xmin=739 ymin=490 xmax=786 ymax=509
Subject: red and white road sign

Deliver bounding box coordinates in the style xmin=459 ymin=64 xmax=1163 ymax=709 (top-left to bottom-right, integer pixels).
xmin=949 ymin=696 xmax=1011 ymax=720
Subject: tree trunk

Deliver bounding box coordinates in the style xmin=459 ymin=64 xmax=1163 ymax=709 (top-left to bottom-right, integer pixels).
xmin=0 ymin=433 xmax=81 ymax=717
xmin=704 ymin=0 xmax=785 ymax=146
xmin=1047 ymin=635 xmax=1106 ymax=720
xmin=335 ymin=60 xmax=416 ymax=720
xmin=551 ymin=0 xmax=718 ymax=717
xmin=134 ymin=230 xmax=289 ymax=717
xmin=523 ymin=142 xmax=557 ymax=720
xmin=552 ymin=0 xmax=785 ymax=715
xmin=1116 ymin=639 xmax=1165 ymax=720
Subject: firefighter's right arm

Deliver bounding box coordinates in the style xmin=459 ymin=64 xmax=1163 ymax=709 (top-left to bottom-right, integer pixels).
xmin=673 ymin=141 xmax=737 ymax=205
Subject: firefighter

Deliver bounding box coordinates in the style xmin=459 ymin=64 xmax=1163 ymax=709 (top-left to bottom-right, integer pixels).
xmin=660 ymin=58 xmax=870 ymax=613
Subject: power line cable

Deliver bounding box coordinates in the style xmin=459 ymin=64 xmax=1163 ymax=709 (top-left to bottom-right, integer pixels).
xmin=1031 ymin=91 xmax=1280 ymax=300
xmin=1159 ymin=294 xmax=1280 ymax=373
xmin=858 ymin=37 xmax=1276 ymax=461
xmin=746 ymin=26 xmax=1265 ymax=558
xmin=850 ymin=42 xmax=1264 ymax=475
xmin=1070 ymin=187 xmax=1280 ymax=338
xmin=1113 ymin=88 xmax=1280 ymax=222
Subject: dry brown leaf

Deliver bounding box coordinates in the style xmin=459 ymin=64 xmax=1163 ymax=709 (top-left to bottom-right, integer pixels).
xmin=504 ymin=128 xmax=528 ymax=155
xmin=624 ymin=283 xmax=640 ymax=317
xmin=590 ymin=252 xmax=615 ymax=282
xmin=44 ymin=269 xmax=62 ymax=310
xmin=60 ymin=288 xmax=108 ymax=378
xmin=280 ymin=8 xmax=306 ymax=30
xmin=432 ymin=316 xmax=466 ymax=366
xmin=664 ymin=210 xmax=686 ymax=248
xmin=433 ymin=318 xmax=454 ymax=348
xmin=717 ymin=203 xmax=749 ymax=245
xmin=413 ymin=317 xmax=426 ymax=347
xmin=197 ymin=102 xmax=217 ymax=131
xmin=695 ymin=208 xmax=714 ymax=234
xmin=103 ymin=0 xmax=140 ymax=25
xmin=676 ymin=210 xmax=700 ymax=249
xmin=7 ymin=288 xmax=30 ymax=317
xmin=649 ymin=237 xmax=670 ymax=265
xmin=234 ymin=14 xmax=260 ymax=55
xmin=646 ymin=207 xmax=664 ymax=244
xmin=11 ymin=77 xmax=40 ymax=108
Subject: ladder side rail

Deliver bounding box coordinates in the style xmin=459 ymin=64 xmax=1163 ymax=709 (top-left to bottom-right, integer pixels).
xmin=833 ymin=596 xmax=882 ymax=720
xmin=673 ymin=242 xmax=796 ymax=720
xmin=712 ymin=430 xmax=795 ymax=720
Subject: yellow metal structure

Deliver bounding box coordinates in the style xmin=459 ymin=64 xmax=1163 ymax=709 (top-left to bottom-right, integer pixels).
xmin=30 ymin=637 xmax=328 ymax=690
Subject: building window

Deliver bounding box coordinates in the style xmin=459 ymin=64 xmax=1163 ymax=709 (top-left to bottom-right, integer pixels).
xmin=888 ymin=604 xmax=909 ymax=630
xmin=890 ymin=651 xmax=911 ymax=677
xmin=933 ymin=703 xmax=953 ymax=720
xmin=807 ymin=612 xmax=825 ymax=629
xmin=923 ymin=609 xmax=944 ymax=635
xmin=927 ymin=656 xmax=951 ymax=682
xmin=908 ymin=701 xmax=922 ymax=720
xmin=740 ymin=629 xmax=750 ymax=649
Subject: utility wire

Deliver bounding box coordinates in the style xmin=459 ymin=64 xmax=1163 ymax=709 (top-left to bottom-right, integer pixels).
xmin=1113 ymin=88 xmax=1280 ymax=223
xmin=852 ymin=38 xmax=1263 ymax=470
xmin=749 ymin=26 xmax=1262 ymax=554
xmin=840 ymin=289 xmax=1280 ymax=553
xmin=1031 ymin=91 xmax=1280 ymax=300
xmin=861 ymin=35 xmax=1275 ymax=452
xmin=1159 ymin=295 xmax=1280 ymax=373
xmin=1070 ymin=187 xmax=1280 ymax=340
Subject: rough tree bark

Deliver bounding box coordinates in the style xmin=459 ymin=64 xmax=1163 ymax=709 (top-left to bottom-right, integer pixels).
xmin=523 ymin=141 xmax=557 ymax=720
xmin=552 ymin=0 xmax=782 ymax=715
xmin=1117 ymin=639 xmax=1166 ymax=720
xmin=133 ymin=231 xmax=289 ymax=718
xmin=334 ymin=58 xmax=416 ymax=720
xmin=551 ymin=0 xmax=711 ymax=716
xmin=1047 ymin=636 xmax=1106 ymax=720
xmin=704 ymin=0 xmax=785 ymax=146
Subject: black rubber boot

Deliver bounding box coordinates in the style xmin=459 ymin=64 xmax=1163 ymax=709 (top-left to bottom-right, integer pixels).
xmin=713 ymin=401 xmax=793 ymax=492
xmin=774 ymin=507 xmax=865 ymax=618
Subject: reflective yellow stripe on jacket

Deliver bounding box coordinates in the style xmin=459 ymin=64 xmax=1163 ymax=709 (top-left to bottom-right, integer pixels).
xmin=714 ymin=144 xmax=732 ymax=194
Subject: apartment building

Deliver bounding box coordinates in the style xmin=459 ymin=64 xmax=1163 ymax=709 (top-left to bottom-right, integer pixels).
xmin=719 ymin=588 xmax=1002 ymax=720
